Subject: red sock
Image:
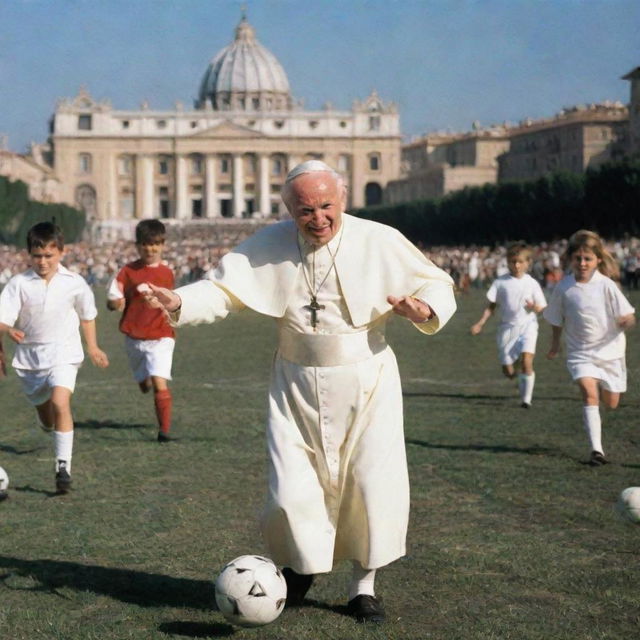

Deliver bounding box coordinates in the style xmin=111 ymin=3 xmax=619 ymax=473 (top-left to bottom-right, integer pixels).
xmin=154 ymin=389 xmax=172 ymax=434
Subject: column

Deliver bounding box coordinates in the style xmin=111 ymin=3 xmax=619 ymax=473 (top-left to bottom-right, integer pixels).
xmin=232 ymin=154 xmax=244 ymax=217
xmin=258 ymin=154 xmax=270 ymax=216
xmin=108 ymin=154 xmax=118 ymax=220
xmin=175 ymin=154 xmax=189 ymax=219
xmin=287 ymin=154 xmax=301 ymax=173
xmin=349 ymin=152 xmax=364 ymax=209
xmin=136 ymin=154 xmax=155 ymax=219
xmin=205 ymin=154 xmax=219 ymax=217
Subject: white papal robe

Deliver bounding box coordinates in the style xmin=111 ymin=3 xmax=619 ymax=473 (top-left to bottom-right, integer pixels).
xmin=174 ymin=214 xmax=456 ymax=574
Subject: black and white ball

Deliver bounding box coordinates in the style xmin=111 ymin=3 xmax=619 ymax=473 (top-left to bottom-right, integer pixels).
xmin=617 ymin=487 xmax=640 ymax=523
xmin=0 ymin=466 xmax=9 ymax=500
xmin=214 ymin=555 xmax=287 ymax=627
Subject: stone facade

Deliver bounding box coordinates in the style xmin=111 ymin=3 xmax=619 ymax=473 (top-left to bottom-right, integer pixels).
xmin=386 ymin=129 xmax=510 ymax=203
xmin=622 ymin=66 xmax=640 ymax=154
xmin=47 ymin=17 xmax=400 ymax=233
xmin=497 ymin=102 xmax=628 ymax=181
xmin=10 ymin=19 xmax=639 ymax=218
xmin=0 ymin=144 xmax=60 ymax=203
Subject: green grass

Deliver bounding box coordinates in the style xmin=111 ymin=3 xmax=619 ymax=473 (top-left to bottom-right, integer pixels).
xmin=1 ymin=287 xmax=639 ymax=639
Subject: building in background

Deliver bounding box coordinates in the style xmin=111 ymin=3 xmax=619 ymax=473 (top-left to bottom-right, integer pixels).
xmin=0 ymin=139 xmax=61 ymax=204
xmin=5 ymin=13 xmax=639 ymax=228
xmin=386 ymin=126 xmax=510 ymax=203
xmin=47 ymin=16 xmax=400 ymax=235
xmin=386 ymin=67 xmax=637 ymax=204
xmin=622 ymin=66 xmax=640 ymax=154
xmin=497 ymin=102 xmax=628 ymax=182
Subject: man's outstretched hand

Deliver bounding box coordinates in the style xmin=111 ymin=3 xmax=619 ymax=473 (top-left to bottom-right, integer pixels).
xmin=139 ymin=283 xmax=182 ymax=313
xmin=387 ymin=295 xmax=433 ymax=323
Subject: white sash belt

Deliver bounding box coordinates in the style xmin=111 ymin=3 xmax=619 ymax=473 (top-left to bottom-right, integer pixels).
xmin=278 ymin=328 xmax=387 ymax=367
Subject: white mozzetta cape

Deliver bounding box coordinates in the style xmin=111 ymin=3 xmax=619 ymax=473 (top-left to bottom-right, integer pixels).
xmin=178 ymin=213 xmax=455 ymax=331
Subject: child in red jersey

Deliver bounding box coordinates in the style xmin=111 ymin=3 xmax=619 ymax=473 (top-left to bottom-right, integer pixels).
xmin=107 ymin=220 xmax=176 ymax=442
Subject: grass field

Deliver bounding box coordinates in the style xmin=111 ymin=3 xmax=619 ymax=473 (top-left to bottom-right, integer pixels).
xmin=1 ymin=287 xmax=639 ymax=640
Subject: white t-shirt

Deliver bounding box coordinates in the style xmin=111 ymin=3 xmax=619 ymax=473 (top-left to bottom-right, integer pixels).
xmin=487 ymin=273 xmax=547 ymax=328
xmin=543 ymin=270 xmax=635 ymax=362
xmin=0 ymin=265 xmax=98 ymax=370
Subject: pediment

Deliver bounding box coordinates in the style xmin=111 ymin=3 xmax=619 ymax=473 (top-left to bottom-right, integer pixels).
xmin=192 ymin=120 xmax=266 ymax=139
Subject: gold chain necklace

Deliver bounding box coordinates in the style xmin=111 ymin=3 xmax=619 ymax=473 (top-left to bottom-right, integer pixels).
xmin=298 ymin=229 xmax=343 ymax=330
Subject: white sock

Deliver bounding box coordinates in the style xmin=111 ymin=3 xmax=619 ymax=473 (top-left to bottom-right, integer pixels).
xmin=348 ymin=561 xmax=376 ymax=600
xmin=54 ymin=430 xmax=74 ymax=472
xmin=519 ymin=373 xmax=535 ymax=404
xmin=582 ymin=406 xmax=603 ymax=454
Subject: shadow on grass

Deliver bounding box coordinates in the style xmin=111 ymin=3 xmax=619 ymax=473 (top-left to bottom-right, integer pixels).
xmin=0 ymin=556 xmax=213 ymax=609
xmin=0 ymin=444 xmax=46 ymax=455
xmin=291 ymin=598 xmax=357 ymax=620
xmin=403 ymin=391 xmax=575 ymax=403
xmin=158 ymin=621 xmax=234 ymax=638
xmin=13 ymin=484 xmax=61 ymax=498
xmin=403 ymin=390 xmax=510 ymax=403
xmin=74 ymin=419 xmax=149 ymax=431
xmin=406 ymin=439 xmax=566 ymax=458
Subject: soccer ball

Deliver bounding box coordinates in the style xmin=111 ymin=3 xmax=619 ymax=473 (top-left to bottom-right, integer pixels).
xmin=616 ymin=487 xmax=640 ymax=523
xmin=214 ymin=555 xmax=287 ymax=627
xmin=0 ymin=466 xmax=9 ymax=500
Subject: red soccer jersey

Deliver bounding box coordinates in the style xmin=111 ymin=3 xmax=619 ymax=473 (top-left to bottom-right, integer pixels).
xmin=116 ymin=260 xmax=175 ymax=340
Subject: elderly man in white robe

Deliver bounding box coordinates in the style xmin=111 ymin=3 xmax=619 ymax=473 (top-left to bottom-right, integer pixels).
xmin=144 ymin=161 xmax=456 ymax=623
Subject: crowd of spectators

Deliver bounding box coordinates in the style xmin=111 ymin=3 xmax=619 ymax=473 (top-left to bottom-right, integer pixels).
xmin=2 ymin=230 xmax=639 ymax=294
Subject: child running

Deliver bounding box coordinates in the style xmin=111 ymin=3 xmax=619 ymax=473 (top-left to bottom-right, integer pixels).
xmin=544 ymin=230 xmax=635 ymax=466
xmin=107 ymin=220 xmax=176 ymax=442
xmin=0 ymin=221 xmax=109 ymax=493
xmin=470 ymin=241 xmax=547 ymax=407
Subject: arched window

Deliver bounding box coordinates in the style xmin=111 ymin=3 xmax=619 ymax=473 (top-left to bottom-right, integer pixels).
xmin=78 ymin=153 xmax=92 ymax=174
xmin=118 ymin=155 xmax=133 ymax=176
xmin=271 ymin=155 xmax=285 ymax=176
xmin=364 ymin=182 xmax=383 ymax=206
xmin=368 ymin=153 xmax=381 ymax=171
xmin=119 ymin=187 xmax=134 ymax=219
xmin=190 ymin=154 xmax=204 ymax=175
xmin=338 ymin=155 xmax=351 ymax=173
xmin=75 ymin=184 xmax=97 ymax=219
xmin=157 ymin=155 xmax=171 ymax=175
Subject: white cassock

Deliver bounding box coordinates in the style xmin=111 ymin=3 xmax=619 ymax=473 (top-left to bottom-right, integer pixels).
xmin=175 ymin=214 xmax=456 ymax=574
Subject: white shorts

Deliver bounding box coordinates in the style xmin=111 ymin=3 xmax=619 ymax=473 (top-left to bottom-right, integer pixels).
xmin=125 ymin=336 xmax=175 ymax=383
xmin=15 ymin=364 xmax=80 ymax=406
xmin=496 ymin=323 xmax=538 ymax=366
xmin=567 ymin=357 xmax=627 ymax=393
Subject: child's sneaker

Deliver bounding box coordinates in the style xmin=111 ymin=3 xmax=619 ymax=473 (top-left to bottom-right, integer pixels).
xmin=55 ymin=461 xmax=72 ymax=493
xmin=157 ymin=432 xmax=176 ymax=443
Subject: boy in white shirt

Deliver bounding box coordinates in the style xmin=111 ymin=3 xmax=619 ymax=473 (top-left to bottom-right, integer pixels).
xmin=0 ymin=222 xmax=109 ymax=493
xmin=471 ymin=242 xmax=547 ymax=407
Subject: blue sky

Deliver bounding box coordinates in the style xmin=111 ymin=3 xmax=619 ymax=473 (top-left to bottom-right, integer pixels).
xmin=1 ymin=0 xmax=639 ymax=152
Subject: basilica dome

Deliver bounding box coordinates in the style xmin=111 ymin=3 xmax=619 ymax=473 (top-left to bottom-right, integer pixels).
xmin=197 ymin=17 xmax=292 ymax=111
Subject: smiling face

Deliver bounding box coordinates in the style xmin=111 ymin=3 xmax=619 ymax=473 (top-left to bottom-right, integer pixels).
xmin=570 ymin=246 xmax=601 ymax=283
xmin=284 ymin=172 xmax=346 ymax=246
xmin=29 ymin=242 xmax=63 ymax=282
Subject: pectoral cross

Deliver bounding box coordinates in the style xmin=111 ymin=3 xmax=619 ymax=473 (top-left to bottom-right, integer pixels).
xmin=305 ymin=296 xmax=325 ymax=329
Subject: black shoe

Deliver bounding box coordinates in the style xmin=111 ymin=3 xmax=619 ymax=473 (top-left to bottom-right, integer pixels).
xmin=55 ymin=461 xmax=72 ymax=494
xmin=520 ymin=402 xmax=531 ymax=409
xmin=157 ymin=432 xmax=176 ymax=443
xmin=282 ymin=567 xmax=314 ymax=606
xmin=589 ymin=450 xmax=608 ymax=466
xmin=0 ymin=490 xmax=8 ymax=502
xmin=346 ymin=594 xmax=386 ymax=623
